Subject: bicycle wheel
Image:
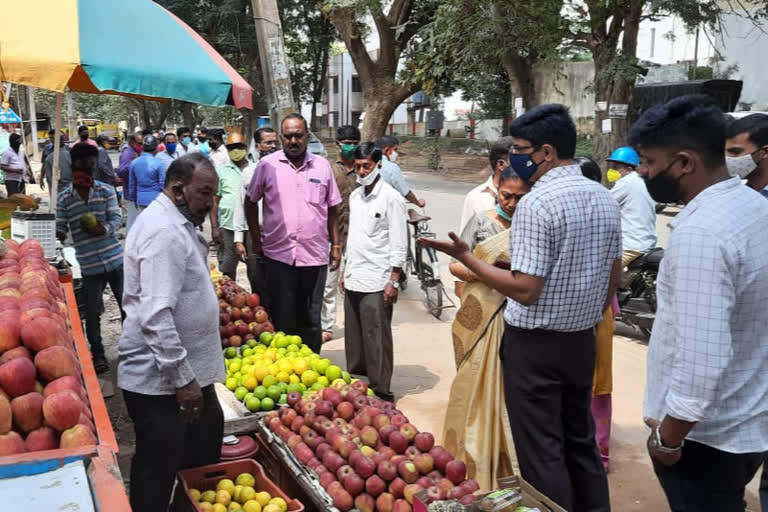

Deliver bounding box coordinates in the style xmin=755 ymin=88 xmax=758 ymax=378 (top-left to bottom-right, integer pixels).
xmin=415 ymin=242 xmax=443 ymax=318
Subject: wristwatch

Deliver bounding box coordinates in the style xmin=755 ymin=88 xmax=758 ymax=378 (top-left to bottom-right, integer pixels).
xmin=649 ymin=425 xmax=684 ymax=453
xmin=389 ymin=280 xmax=400 ymax=289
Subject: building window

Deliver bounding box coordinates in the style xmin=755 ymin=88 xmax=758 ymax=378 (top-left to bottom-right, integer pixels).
xmin=351 ymin=76 xmax=362 ymax=93
xmin=332 ymin=76 xmax=339 ymax=94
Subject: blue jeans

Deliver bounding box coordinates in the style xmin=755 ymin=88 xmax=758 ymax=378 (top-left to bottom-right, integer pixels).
xmin=653 ymin=440 xmax=763 ymax=512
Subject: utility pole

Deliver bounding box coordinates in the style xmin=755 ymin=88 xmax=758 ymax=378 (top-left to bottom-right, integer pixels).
xmin=66 ymin=91 xmax=76 ymax=138
xmin=251 ymin=0 xmax=296 ymax=131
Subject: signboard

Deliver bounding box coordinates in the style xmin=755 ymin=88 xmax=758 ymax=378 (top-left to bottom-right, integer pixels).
xmin=595 ymin=101 xmax=608 ymax=112
xmin=601 ymin=119 xmax=612 ymax=133
xmin=608 ymin=103 xmax=628 ymax=119
xmin=0 ymin=107 xmax=21 ymax=124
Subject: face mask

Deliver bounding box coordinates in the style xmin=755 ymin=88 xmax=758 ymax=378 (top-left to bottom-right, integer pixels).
xmin=10 ymin=143 xmax=20 ymax=152
xmin=198 ymin=142 xmax=209 ymax=155
xmin=181 ymin=137 xmax=191 ymax=146
xmin=508 ymin=153 xmax=541 ymax=183
xmin=197 ymin=136 xmax=207 ymax=144
xmin=389 ymin=151 xmax=398 ymax=163
xmin=606 ymin=169 xmax=622 ymax=183
xmin=340 ymin=143 xmax=358 ymax=160
xmin=726 ymin=154 xmax=758 ymax=179
xmin=357 ymin=164 xmax=380 ymax=186
xmin=209 ymin=141 xmax=221 ymax=151
xmin=229 ymin=149 xmax=247 ymax=162
xmin=643 ymin=158 xmax=683 ymax=203
xmin=165 ymin=143 xmax=177 ymax=154
xmin=495 ymin=204 xmax=513 ymax=222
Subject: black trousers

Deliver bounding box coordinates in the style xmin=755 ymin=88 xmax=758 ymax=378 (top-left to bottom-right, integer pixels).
xmin=761 ymin=460 xmax=768 ymax=512
xmin=344 ymin=290 xmax=394 ymax=397
xmin=500 ymin=325 xmax=610 ymax=512
xmin=264 ymin=257 xmax=326 ymax=353
xmin=245 ymin=236 xmax=267 ymax=300
xmin=123 ymin=385 xmax=223 ymax=512
xmin=5 ymin=180 xmax=24 ymax=196
xmin=82 ymin=266 xmax=125 ymax=357
xmin=653 ymin=440 xmax=764 ymax=511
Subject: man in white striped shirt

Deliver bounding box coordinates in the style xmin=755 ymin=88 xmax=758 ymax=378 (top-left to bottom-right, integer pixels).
xmin=633 ymin=95 xmax=768 ymax=511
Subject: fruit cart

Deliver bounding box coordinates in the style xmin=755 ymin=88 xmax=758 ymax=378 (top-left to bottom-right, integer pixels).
xmin=0 ymin=239 xmax=130 ymax=510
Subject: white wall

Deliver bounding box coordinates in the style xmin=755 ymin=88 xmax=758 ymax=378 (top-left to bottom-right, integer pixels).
xmin=715 ymin=12 xmax=768 ymax=110
xmin=636 ymin=16 xmax=715 ymax=66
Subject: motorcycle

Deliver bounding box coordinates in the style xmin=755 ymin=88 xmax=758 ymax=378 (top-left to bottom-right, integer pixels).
xmin=616 ymin=248 xmax=663 ymax=338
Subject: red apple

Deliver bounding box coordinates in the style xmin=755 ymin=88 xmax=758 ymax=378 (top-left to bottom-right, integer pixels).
xmin=373 ymin=413 xmax=391 ymax=430
xmin=391 ymin=414 xmax=409 ymax=428
xmin=354 ymin=455 xmax=376 ymax=479
xmin=388 ymin=431 xmax=409 ymax=454
xmin=25 ymin=426 xmax=58 ymax=452
xmin=393 ymin=498 xmax=412 ymax=512
xmin=445 ymin=460 xmax=466 ymax=485
xmin=389 ymin=477 xmax=407 ymax=499
xmin=0 ymin=431 xmax=26 ymax=455
xmin=331 ymin=488 xmax=354 ymax=511
xmin=254 ymin=308 xmax=268 ymax=323
xmin=405 ymin=446 xmax=421 ymax=461
xmin=246 ymin=293 xmax=260 ymax=308
xmin=414 ymin=454 xmax=434 ymax=476
xmin=340 ymin=473 xmax=364 ymax=497
xmin=379 ymin=424 xmax=397 ymax=444
xmin=0 ymin=346 xmax=31 ymax=365
xmin=34 ymin=346 xmax=79 ymax=381
xmin=59 ymin=424 xmax=97 ymax=448
xmin=0 ymin=394 xmax=10 ymax=434
xmin=355 ymin=493 xmax=375 ymax=512
xmin=0 ymin=357 xmax=36 ymax=397
xmin=432 ymin=449 xmax=454 ymax=472
xmin=336 ymin=401 xmax=355 ymax=421
xmin=397 ymin=461 xmax=419 ymax=484
xmin=319 ymin=471 xmax=337 ymax=490
xmin=413 ymin=432 xmax=434 ymax=453
xmin=376 ymin=492 xmax=395 ymax=512
xmin=400 ymin=424 xmax=418 ymax=441
xmin=403 ymin=484 xmax=422 ymax=504
xmin=426 ymin=486 xmax=446 ymax=503
xmin=416 ymin=477 xmax=432 ymax=489
xmin=366 ymin=475 xmax=386 ymax=497
xmin=446 ymin=486 xmax=466 ymax=500
xmin=42 ymin=391 xmax=81 ymax=431
xmin=459 ymin=494 xmax=477 ymax=505
xmin=10 ymin=392 xmax=43 ymax=433
xmin=360 ymin=425 xmax=379 ymax=448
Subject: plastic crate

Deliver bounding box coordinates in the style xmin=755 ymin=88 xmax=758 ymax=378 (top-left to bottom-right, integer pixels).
xmin=11 ymin=210 xmax=57 ymax=259
xmin=174 ymin=459 xmax=304 ymax=512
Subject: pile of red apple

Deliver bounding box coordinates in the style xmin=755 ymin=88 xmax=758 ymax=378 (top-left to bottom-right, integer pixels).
xmin=0 ymin=239 xmax=97 ymax=456
xmin=216 ymin=276 xmax=274 ymax=348
xmin=265 ymin=382 xmax=479 ymax=512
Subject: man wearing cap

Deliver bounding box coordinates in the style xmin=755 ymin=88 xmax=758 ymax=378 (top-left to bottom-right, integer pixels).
xmin=129 ymin=135 xmax=165 ymax=213
xmin=210 ymin=132 xmax=252 ymax=280
xmin=606 ymin=146 xmax=657 ymax=266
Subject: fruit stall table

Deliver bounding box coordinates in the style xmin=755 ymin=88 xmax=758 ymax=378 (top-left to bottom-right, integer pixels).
xmin=0 ymin=260 xmax=130 ymax=511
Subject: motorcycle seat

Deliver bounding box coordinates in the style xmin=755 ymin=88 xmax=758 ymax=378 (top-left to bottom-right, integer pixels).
xmin=628 ymin=248 xmax=664 ymax=270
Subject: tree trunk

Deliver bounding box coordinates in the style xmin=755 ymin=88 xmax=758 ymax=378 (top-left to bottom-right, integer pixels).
xmin=502 ymin=54 xmax=537 ymax=114
xmin=592 ymin=3 xmax=643 ymax=164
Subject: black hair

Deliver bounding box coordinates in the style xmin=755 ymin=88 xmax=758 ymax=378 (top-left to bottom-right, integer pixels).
xmin=9 ymin=133 xmax=21 ymax=145
xmin=508 ymin=104 xmax=576 ymax=159
xmin=354 ymin=141 xmax=382 ymax=163
xmin=726 ymin=113 xmax=768 ymax=147
xmin=141 ymin=129 xmax=152 ymax=136
xmin=376 ymin=135 xmax=399 ymax=149
xmin=489 ymin=136 xmax=514 ymax=167
xmin=165 ymin=153 xmax=215 ymax=188
xmin=254 ymin=127 xmax=276 ymax=143
xmin=575 ymin=157 xmax=602 ymax=183
xmin=176 ymin=126 xmax=191 ymax=139
xmin=48 ymin=129 xmax=56 ymax=136
xmin=498 ymin=166 xmax=526 ymax=186
xmin=281 ymin=113 xmax=308 ymax=133
xmin=337 ymin=125 xmax=361 ymax=142
xmin=71 ymin=142 xmax=98 ymax=161
xmin=164 ymin=132 xmax=177 ymax=142
xmin=628 ymin=94 xmax=726 ymax=168
xmin=208 ymin=128 xmax=225 ymax=143
xmin=198 ymin=127 xmax=207 ymax=134
xmin=78 ymin=125 xmax=89 ymax=134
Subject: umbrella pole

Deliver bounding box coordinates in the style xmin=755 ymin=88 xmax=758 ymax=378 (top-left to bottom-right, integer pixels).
xmin=50 ymin=93 xmax=63 ymax=212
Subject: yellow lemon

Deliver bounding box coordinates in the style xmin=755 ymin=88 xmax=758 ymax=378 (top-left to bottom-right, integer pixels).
xmin=262 ymin=374 xmax=277 ymax=388
xmin=233 ymin=485 xmax=244 ymax=502
xmin=278 ymin=359 xmax=293 ymax=373
xmin=301 ymin=370 xmax=318 ymax=387
xmin=235 ymin=473 xmax=256 ymax=488
xmin=242 ymin=375 xmax=258 ymax=391
xmin=200 ymin=503 xmax=214 ymax=512
xmin=217 ymin=479 xmax=236 ymax=495
xmin=215 ymin=490 xmax=232 ymax=506
xmin=268 ymin=497 xmax=287 ymax=512
xmin=317 ymin=376 xmax=329 ymax=387
xmin=253 ymin=366 xmax=270 ymax=382
xmin=240 ymin=486 xmax=257 ymax=503
xmin=229 ymin=503 xmax=243 ymax=512
xmin=263 ymin=504 xmax=281 ymax=512
xmin=292 ymin=358 xmax=308 ymax=375
xmin=229 ymin=360 xmax=242 ymax=373
xmin=276 ymin=371 xmax=290 ymax=384
xmin=288 ymin=374 xmax=300 ymax=385
xmin=213 ymin=504 xmax=228 ymax=512
xmin=243 ymin=500 xmax=262 ymax=512
xmin=201 ymin=490 xmax=217 ymax=504
xmin=268 ymin=364 xmax=279 ymax=376
xmin=255 ymin=492 xmax=272 ymax=507
xmin=188 ymin=488 xmax=202 ymax=502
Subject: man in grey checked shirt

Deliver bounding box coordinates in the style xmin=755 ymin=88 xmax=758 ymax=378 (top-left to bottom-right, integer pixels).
xmin=425 ymin=104 xmax=621 ymax=512
xmin=634 ymin=96 xmax=768 ymax=511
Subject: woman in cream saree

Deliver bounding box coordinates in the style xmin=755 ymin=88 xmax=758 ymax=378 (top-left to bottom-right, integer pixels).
xmin=442 ymin=228 xmax=517 ymax=490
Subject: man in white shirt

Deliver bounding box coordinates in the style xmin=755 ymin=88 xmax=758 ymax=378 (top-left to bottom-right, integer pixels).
xmin=458 ymin=137 xmax=513 ymax=233
xmin=632 ymin=95 xmax=768 ymax=511
xmin=207 ymin=128 xmax=229 ymax=169
xmin=605 ymin=146 xmax=657 ymax=266
xmin=343 ymin=142 xmax=407 ymax=402
xmin=176 ymin=127 xmax=193 ymax=156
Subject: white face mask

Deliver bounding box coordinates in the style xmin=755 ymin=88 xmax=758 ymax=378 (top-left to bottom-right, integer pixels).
xmin=356 ymin=164 xmax=380 ymax=186
xmin=726 ymin=154 xmax=758 ymax=179
xmin=388 ymin=151 xmax=398 ymax=163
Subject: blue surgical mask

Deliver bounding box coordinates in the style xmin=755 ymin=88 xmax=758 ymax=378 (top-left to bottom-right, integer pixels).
xmin=509 ymin=154 xmax=541 ymax=183
xmin=495 ymin=204 xmax=513 ymax=222
xmin=182 ymin=137 xmax=191 ymax=146
xmin=165 ymin=143 xmax=177 ymax=154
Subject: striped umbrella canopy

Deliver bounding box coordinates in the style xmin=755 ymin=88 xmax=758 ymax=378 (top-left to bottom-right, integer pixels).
xmin=0 ymin=0 xmax=253 ymax=108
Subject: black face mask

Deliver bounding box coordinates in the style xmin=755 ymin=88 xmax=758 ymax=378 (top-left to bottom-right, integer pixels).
xmin=643 ymin=158 xmax=682 ymax=203
xmin=209 ymin=140 xmax=220 ymax=150
xmin=197 ymin=136 xmax=207 ymax=143
xmin=10 ymin=143 xmax=20 ymax=152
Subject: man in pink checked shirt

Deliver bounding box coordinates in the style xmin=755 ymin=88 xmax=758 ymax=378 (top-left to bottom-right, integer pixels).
xmin=245 ymin=113 xmax=342 ymax=352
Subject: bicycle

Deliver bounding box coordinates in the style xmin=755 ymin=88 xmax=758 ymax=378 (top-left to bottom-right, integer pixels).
xmin=400 ymin=208 xmax=455 ymax=319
